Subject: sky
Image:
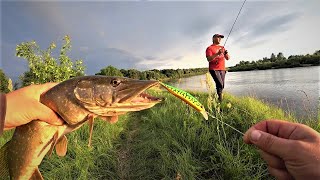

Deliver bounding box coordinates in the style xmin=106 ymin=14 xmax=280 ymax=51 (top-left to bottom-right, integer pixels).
xmin=1 ymin=0 xmax=320 ymax=79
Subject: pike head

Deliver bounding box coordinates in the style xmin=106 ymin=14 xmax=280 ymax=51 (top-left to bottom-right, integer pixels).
xmin=41 ymin=76 xmax=162 ymax=125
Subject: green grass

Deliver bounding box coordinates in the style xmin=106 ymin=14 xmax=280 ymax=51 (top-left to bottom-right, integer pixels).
xmin=1 ymin=89 xmax=319 ymax=179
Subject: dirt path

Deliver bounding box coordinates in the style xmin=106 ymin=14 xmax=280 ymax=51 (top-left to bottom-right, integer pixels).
xmin=116 ymin=116 xmax=141 ymax=179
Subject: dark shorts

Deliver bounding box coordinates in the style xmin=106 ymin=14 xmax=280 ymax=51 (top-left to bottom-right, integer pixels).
xmin=209 ymin=70 xmax=226 ymax=95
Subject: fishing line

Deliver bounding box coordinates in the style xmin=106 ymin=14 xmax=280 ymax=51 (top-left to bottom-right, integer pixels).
xmin=223 ymin=0 xmax=247 ymax=47
xmin=204 ymin=0 xmax=248 ymax=136
xmin=206 ymin=111 xmax=245 ymax=135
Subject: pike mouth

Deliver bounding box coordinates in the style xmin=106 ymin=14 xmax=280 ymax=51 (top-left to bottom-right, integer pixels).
xmin=116 ymin=81 xmax=162 ymax=110
xmin=131 ymin=92 xmax=162 ymax=103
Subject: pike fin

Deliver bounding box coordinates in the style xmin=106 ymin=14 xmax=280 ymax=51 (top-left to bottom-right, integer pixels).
xmin=47 ymin=132 xmax=59 ymax=157
xmin=102 ymin=116 xmax=119 ymax=124
xmin=30 ymin=168 xmax=44 ymax=180
xmin=55 ymin=135 xmax=68 ymax=157
xmin=0 ymin=143 xmax=10 ymax=179
xmin=88 ymin=115 xmax=95 ymax=147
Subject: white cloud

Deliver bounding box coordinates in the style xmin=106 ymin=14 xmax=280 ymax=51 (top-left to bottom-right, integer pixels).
xmin=2 ymin=0 xmax=319 ymax=77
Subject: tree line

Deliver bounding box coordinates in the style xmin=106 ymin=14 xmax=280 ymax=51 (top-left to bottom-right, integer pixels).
xmin=228 ymin=51 xmax=320 ymax=72
xmin=95 ymin=66 xmax=207 ymax=80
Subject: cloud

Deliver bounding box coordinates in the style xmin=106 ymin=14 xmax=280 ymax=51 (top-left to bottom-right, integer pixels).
xmin=232 ymin=12 xmax=301 ymax=47
xmin=174 ymin=56 xmax=183 ymax=60
xmin=143 ymin=55 xmax=157 ymax=60
xmin=242 ymin=39 xmax=269 ymax=49
xmin=250 ymin=13 xmax=300 ymax=36
xmin=2 ymin=0 xmax=318 ymax=78
xmin=82 ymin=47 xmax=145 ymax=74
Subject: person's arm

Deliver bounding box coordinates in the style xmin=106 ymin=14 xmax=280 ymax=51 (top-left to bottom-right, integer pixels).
xmin=206 ymin=48 xmax=223 ymax=62
xmin=243 ymin=119 xmax=320 ymax=180
xmin=0 ymin=93 xmax=6 ymax=135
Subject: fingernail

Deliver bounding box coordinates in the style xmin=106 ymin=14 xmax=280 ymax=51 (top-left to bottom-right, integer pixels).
xmin=251 ymin=130 xmax=261 ymax=142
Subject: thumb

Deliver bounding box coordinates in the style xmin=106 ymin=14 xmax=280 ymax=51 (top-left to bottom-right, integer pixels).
xmin=32 ymin=102 xmax=64 ymax=125
xmin=249 ymin=130 xmax=292 ymax=158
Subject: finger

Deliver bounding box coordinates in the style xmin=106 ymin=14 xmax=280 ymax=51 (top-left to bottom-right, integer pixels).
xmin=259 ymin=150 xmax=286 ymax=169
xmin=247 ymin=130 xmax=293 ymax=158
xmin=31 ymin=102 xmax=64 ymax=125
xmin=244 ymin=120 xmax=295 ymax=143
xmin=36 ymin=83 xmax=59 ymax=94
xmin=21 ymin=83 xmax=59 ymax=101
xmin=268 ymin=166 xmax=294 ymax=180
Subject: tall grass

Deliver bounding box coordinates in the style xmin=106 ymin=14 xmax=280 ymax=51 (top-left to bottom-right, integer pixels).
xmin=0 ymin=76 xmax=318 ymax=179
xmin=119 ymin=89 xmax=298 ymax=179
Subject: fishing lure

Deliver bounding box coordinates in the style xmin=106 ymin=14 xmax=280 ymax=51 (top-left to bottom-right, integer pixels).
xmin=159 ymin=82 xmax=208 ymax=120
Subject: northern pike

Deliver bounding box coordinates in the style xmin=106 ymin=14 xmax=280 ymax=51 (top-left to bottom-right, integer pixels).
xmin=0 ymin=76 xmax=161 ymax=179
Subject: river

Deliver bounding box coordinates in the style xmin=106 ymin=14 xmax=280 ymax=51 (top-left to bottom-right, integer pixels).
xmin=169 ymin=66 xmax=319 ymax=120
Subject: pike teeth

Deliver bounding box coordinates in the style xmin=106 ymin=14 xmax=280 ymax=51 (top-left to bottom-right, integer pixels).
xmin=131 ymin=92 xmax=161 ymax=103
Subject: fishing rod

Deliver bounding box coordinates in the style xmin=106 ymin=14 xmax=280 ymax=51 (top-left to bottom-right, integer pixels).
xmin=223 ymin=0 xmax=247 ymax=47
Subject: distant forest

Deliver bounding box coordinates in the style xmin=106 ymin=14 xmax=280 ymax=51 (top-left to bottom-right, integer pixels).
xmin=228 ymin=50 xmax=320 ymax=72
xmin=96 ymin=50 xmax=320 ymax=79
xmin=95 ymin=66 xmax=208 ymax=80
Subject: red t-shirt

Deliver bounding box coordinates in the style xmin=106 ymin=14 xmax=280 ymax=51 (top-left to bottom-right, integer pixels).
xmin=206 ymin=44 xmax=226 ymax=70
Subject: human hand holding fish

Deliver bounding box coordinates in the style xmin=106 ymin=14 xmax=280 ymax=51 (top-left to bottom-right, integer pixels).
xmin=0 ymin=76 xmax=162 ymax=179
xmin=4 ymin=83 xmax=64 ymax=130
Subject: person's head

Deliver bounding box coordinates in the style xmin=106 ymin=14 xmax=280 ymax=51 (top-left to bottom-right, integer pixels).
xmin=212 ymin=34 xmax=224 ymax=44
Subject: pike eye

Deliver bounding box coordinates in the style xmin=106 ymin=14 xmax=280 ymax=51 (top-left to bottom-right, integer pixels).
xmin=111 ymin=79 xmax=121 ymax=87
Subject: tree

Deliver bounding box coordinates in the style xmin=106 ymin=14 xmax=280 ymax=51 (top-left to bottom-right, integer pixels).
xmin=126 ymin=69 xmax=140 ymax=79
xmin=96 ymin=65 xmax=123 ymax=77
xmin=262 ymin=57 xmax=269 ymax=62
xmin=270 ymin=53 xmax=276 ymax=62
xmin=313 ymin=50 xmax=320 ymax=56
xmin=276 ymin=52 xmax=286 ymax=61
xmin=16 ymin=35 xmax=85 ymax=86
xmin=0 ymin=69 xmax=9 ymax=93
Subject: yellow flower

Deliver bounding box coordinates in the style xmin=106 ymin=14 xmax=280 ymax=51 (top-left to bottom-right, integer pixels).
xmin=226 ymin=102 xmax=232 ymax=109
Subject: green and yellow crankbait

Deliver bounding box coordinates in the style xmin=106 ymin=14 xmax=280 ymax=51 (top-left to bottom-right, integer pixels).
xmin=159 ymin=82 xmax=208 ymax=120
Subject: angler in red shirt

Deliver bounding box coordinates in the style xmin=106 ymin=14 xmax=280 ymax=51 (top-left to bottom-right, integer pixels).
xmin=206 ymin=34 xmax=230 ymax=101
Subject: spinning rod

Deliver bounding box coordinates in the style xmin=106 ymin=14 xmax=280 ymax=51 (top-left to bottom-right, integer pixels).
xmin=223 ymin=0 xmax=247 ymax=47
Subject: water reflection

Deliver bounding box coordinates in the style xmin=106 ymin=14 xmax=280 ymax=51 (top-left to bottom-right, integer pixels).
xmin=170 ymin=66 xmax=319 ymax=120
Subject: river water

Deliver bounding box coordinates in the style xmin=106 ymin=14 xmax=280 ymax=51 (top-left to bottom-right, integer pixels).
xmin=169 ymin=66 xmax=319 ymax=120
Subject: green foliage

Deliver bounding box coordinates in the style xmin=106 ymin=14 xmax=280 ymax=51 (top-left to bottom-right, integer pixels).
xmin=0 ymin=88 xmax=317 ymax=179
xmin=16 ymin=35 xmax=85 ymax=86
xmin=270 ymin=53 xmax=276 ymax=62
xmin=126 ymin=69 xmax=141 ymax=79
xmin=95 ymin=65 xmax=123 ymax=77
xmin=0 ymin=69 xmax=10 ymax=93
xmin=113 ymin=91 xmax=303 ymax=179
xmin=98 ymin=66 xmax=207 ymax=80
xmin=229 ymin=51 xmax=320 ymax=72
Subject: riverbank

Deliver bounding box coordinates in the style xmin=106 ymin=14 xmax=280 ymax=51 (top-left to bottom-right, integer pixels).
xmin=228 ymin=64 xmax=319 ymax=72
xmin=1 ymin=89 xmax=318 ymax=179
